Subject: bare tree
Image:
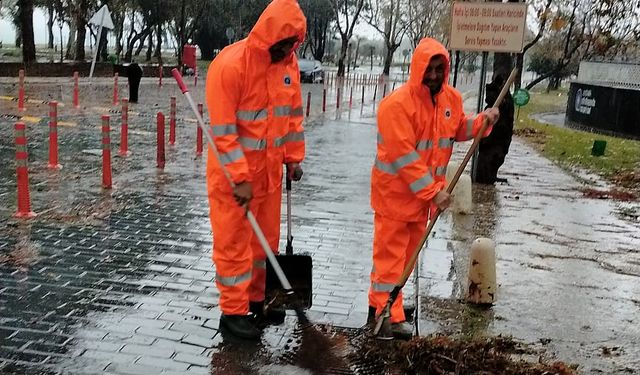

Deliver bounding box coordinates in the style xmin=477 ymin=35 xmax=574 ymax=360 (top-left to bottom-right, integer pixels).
xmin=366 ymin=0 xmax=408 ymax=76
xmin=299 ymin=0 xmax=332 ymax=61
xmin=406 ymin=0 xmax=448 ymax=49
xmin=329 ymin=0 xmax=365 ymax=77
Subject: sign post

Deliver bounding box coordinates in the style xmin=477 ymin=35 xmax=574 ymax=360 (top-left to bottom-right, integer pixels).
xmin=449 ymin=1 xmax=527 ymax=181
xmin=88 ymin=4 xmax=115 ymax=81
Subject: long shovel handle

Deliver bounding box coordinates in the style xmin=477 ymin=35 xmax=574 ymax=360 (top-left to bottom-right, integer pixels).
xmin=374 ymin=68 xmax=518 ymax=335
xmin=172 ymin=68 xmax=294 ymax=291
xmin=286 ymin=171 xmax=293 ymax=255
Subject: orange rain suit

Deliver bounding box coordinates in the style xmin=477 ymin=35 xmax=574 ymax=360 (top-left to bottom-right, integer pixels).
xmin=369 ymin=38 xmax=493 ymax=323
xmin=205 ymin=0 xmax=306 ymax=316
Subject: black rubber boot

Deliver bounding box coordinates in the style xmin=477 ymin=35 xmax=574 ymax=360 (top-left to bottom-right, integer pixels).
xmin=391 ymin=321 xmax=414 ymax=340
xmin=368 ymin=305 xmax=414 ymax=323
xmin=219 ymin=314 xmax=261 ymax=340
xmin=250 ymin=300 xmax=286 ymax=325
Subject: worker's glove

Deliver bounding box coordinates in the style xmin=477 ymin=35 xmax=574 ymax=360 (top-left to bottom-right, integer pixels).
xmin=286 ymin=163 xmax=303 ymax=181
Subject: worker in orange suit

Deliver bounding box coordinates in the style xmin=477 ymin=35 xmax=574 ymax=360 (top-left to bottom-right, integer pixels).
xmin=368 ymin=38 xmax=500 ymax=339
xmin=205 ymin=0 xmax=306 ymax=340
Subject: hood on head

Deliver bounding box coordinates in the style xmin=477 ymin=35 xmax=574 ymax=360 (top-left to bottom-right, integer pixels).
xmin=247 ymin=0 xmax=307 ymax=52
xmin=408 ymin=38 xmax=450 ymax=91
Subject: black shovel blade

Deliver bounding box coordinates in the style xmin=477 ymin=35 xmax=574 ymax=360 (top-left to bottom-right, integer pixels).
xmin=265 ymin=254 xmax=313 ymax=308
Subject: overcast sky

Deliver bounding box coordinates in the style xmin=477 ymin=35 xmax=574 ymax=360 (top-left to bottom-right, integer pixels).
xmin=0 ymin=7 xmax=384 ymax=47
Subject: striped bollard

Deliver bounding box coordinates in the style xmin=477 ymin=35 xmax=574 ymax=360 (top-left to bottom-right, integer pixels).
xmin=73 ymin=71 xmax=80 ymax=109
xmin=305 ymin=92 xmax=311 ymax=117
xmin=119 ymin=99 xmax=130 ymax=156
xmin=113 ymin=73 xmax=119 ymax=105
xmin=349 ymin=86 xmax=353 ymax=108
xmin=157 ymin=112 xmax=165 ymax=169
xmin=14 ymin=122 xmax=36 ymax=218
xmin=101 ymin=115 xmax=112 ymax=189
xmin=322 ymin=88 xmax=326 ymax=112
xmin=18 ymin=69 xmax=25 ymax=112
xmin=196 ymin=103 xmax=204 ymax=157
xmin=48 ymin=101 xmax=61 ymax=169
xmin=169 ymin=97 xmax=176 ymax=145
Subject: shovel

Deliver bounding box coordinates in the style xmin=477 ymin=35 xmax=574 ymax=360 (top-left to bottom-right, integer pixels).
xmin=265 ymin=168 xmax=313 ymax=309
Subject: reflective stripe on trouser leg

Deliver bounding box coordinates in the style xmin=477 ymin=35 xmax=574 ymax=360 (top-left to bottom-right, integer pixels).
xmin=210 ymin=193 xmax=254 ymax=315
xmin=248 ymin=186 xmax=283 ymax=302
xmin=368 ymin=213 xmax=426 ymax=323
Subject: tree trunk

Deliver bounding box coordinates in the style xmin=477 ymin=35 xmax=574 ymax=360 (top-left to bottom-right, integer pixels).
xmin=74 ymin=0 xmax=88 ymax=61
xmin=18 ymin=0 xmax=37 ymax=63
xmin=154 ymin=24 xmax=162 ymax=62
xmin=514 ymin=53 xmax=524 ymax=90
xmin=177 ymin=0 xmax=186 ymax=67
xmin=382 ymin=43 xmax=396 ymax=76
xmin=124 ymin=28 xmax=152 ymax=62
xmin=66 ymin=22 xmax=76 ymax=60
xmin=47 ymin=3 xmax=55 ymax=49
xmin=337 ymin=37 xmax=349 ymax=77
xmin=115 ymin=15 xmax=125 ymax=59
xmin=135 ymin=32 xmax=147 ymax=56
xmin=146 ymin=30 xmax=154 ymax=61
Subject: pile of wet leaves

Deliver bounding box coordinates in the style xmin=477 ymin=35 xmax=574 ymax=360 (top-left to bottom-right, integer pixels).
xmin=354 ymin=334 xmax=577 ymax=375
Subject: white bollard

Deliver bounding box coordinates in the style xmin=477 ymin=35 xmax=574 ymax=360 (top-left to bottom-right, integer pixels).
xmin=465 ymin=238 xmax=497 ymax=305
xmin=446 ymin=162 xmax=473 ymax=214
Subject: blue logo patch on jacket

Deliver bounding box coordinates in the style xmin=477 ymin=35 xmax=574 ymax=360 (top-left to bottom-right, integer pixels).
xmin=284 ymin=75 xmax=291 ymax=86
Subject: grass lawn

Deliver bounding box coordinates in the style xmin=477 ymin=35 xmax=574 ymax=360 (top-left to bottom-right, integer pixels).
xmin=514 ymin=88 xmax=640 ymax=194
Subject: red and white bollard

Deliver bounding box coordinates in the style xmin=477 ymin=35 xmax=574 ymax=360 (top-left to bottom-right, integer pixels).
xmin=305 ymin=92 xmax=311 ymax=117
xmin=101 ymin=115 xmax=112 ymax=189
xmin=322 ymin=88 xmax=327 ymax=112
xmin=349 ymin=86 xmax=353 ymax=108
xmin=73 ymin=71 xmax=80 ymax=109
xmin=48 ymin=101 xmax=62 ymax=169
xmin=14 ymin=122 xmax=36 ymax=218
xmin=157 ymin=112 xmax=165 ymax=169
xmin=113 ymin=73 xmax=119 ymax=105
xmin=169 ymin=96 xmax=176 ymax=145
xmin=119 ymin=98 xmax=130 ymax=156
xmin=196 ymin=103 xmax=204 ymax=157
xmin=18 ymin=69 xmax=25 ymax=112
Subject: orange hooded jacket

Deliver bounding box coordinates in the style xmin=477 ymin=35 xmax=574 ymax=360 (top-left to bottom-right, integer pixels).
xmin=205 ymin=0 xmax=306 ymax=198
xmin=371 ymin=38 xmax=491 ymax=222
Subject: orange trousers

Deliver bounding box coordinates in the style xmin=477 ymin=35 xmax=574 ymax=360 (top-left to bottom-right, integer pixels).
xmin=369 ymin=213 xmax=426 ymax=323
xmin=209 ymin=186 xmax=282 ymax=315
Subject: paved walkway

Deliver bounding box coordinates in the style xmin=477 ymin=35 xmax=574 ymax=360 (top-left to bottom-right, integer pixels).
xmin=1 ymin=78 xmax=639 ymax=374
